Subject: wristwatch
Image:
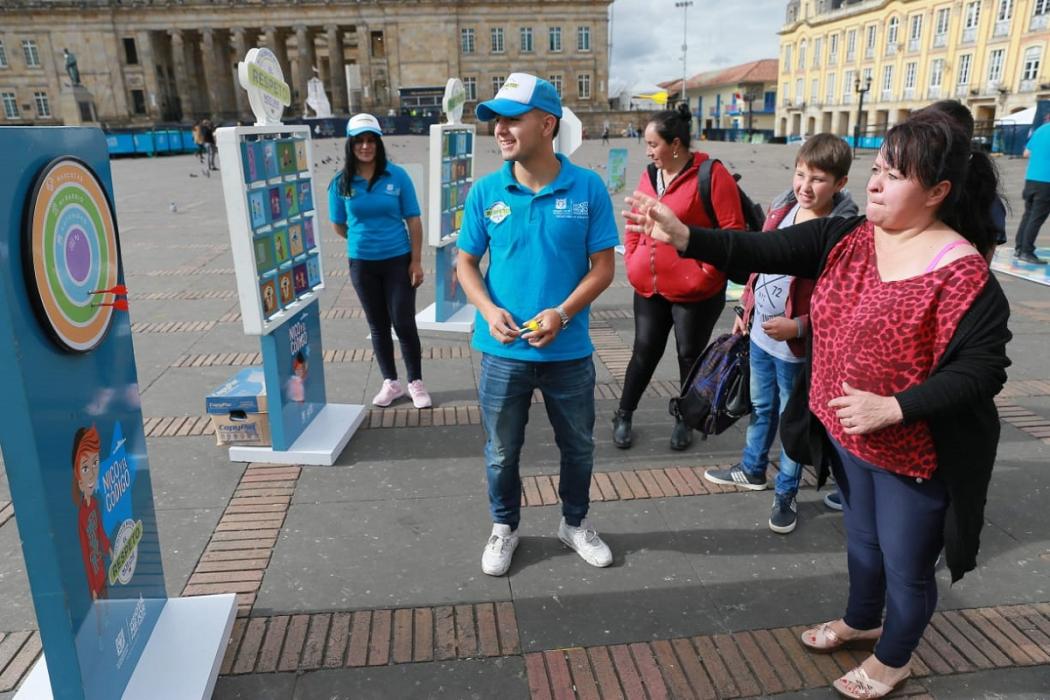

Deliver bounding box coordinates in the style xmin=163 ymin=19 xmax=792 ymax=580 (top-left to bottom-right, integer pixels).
xmin=554 ymin=305 xmax=570 ymax=329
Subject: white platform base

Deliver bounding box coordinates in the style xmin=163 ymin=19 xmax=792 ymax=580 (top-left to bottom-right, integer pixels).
xmin=228 ymin=402 xmax=365 ymax=465
xmin=17 ymin=594 xmax=236 ymax=700
xmin=415 ymin=303 xmax=475 ymax=334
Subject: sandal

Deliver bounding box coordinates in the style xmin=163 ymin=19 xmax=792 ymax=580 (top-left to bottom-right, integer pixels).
xmin=833 ymin=666 xmax=911 ymax=699
xmin=801 ymin=621 xmax=882 ymax=653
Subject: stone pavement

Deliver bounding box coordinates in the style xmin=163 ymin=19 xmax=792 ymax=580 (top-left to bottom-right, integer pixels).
xmin=1 ymin=135 xmax=1049 ymax=699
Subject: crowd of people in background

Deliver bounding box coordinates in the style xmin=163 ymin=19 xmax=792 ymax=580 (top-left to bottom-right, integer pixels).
xmin=329 ymin=78 xmax=1025 ymax=698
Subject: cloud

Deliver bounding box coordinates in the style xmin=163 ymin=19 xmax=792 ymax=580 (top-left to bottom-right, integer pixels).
xmin=610 ymin=0 xmax=785 ymax=89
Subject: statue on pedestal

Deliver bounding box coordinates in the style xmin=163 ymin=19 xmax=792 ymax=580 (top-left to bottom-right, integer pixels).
xmin=63 ymin=49 xmax=80 ymax=86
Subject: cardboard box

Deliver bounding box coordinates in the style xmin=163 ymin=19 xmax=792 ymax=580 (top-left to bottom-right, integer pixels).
xmin=206 ymin=367 xmax=271 ymax=446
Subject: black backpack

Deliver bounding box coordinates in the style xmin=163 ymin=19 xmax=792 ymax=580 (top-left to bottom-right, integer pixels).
xmin=669 ymin=333 xmax=751 ymax=439
xmin=697 ymin=158 xmax=766 ymax=232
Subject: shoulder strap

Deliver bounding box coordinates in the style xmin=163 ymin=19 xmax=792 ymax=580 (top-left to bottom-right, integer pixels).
xmin=697 ymin=158 xmax=719 ymax=228
xmin=925 ymin=240 xmax=974 ymax=272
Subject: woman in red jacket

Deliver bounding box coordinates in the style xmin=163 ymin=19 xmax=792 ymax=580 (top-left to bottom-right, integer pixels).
xmin=614 ymin=103 xmax=745 ymax=450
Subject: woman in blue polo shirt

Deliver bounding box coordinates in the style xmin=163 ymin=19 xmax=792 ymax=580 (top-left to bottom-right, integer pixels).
xmin=328 ymin=113 xmax=431 ymax=408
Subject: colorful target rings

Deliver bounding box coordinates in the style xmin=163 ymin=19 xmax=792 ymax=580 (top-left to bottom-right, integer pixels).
xmin=24 ymin=158 xmax=120 ymax=353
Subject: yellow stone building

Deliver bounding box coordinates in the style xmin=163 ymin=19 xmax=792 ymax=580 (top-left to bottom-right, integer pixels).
xmin=775 ymin=0 xmax=1050 ymax=138
xmin=0 ymin=0 xmax=611 ymax=126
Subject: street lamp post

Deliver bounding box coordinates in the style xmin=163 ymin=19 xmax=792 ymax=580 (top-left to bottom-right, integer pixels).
xmin=675 ymin=0 xmax=693 ymax=125
xmin=744 ymin=88 xmax=761 ymax=140
xmin=853 ymin=74 xmax=872 ymax=159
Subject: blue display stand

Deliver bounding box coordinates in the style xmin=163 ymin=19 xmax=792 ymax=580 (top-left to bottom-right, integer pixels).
xmin=0 ymin=127 xmax=234 ymax=699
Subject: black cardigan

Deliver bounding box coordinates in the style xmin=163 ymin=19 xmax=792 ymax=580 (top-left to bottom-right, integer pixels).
xmin=681 ymin=216 xmax=1012 ymax=583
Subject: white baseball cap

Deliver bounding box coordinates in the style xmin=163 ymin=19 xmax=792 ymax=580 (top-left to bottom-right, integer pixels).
xmin=346 ymin=113 xmax=382 ymax=137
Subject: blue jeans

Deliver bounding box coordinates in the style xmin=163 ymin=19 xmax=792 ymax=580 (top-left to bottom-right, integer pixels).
xmin=740 ymin=339 xmax=803 ymax=495
xmin=478 ymin=354 xmax=596 ymax=530
xmin=830 ymin=440 xmax=948 ymax=668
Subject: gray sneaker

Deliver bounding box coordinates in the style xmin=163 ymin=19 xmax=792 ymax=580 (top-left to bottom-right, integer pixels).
xmin=769 ymin=493 xmax=798 ymax=534
xmin=704 ymin=464 xmax=767 ymax=490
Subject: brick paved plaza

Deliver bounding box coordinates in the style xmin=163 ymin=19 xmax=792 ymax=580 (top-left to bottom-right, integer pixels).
xmin=1 ymin=136 xmax=1049 ymax=698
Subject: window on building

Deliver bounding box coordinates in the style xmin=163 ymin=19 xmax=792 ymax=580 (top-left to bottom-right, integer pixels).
xmin=825 ymin=73 xmax=835 ymax=102
xmin=130 ymin=89 xmax=146 ymax=114
xmin=463 ymin=77 xmax=477 ymax=101
xmin=782 ymin=81 xmax=789 ymax=102
xmin=22 ymin=40 xmax=40 ymax=67
xmin=1034 ymin=0 xmax=1050 ymax=29
xmin=887 ymin=16 xmax=899 ymax=48
xmin=577 ymin=26 xmax=591 ymax=52
xmin=934 ymin=7 xmax=950 ymax=46
xmin=846 ymin=29 xmax=857 ymax=60
xmin=799 ymin=40 xmax=807 ymax=70
xmin=578 ymin=73 xmax=591 ymax=99
xmin=491 ymin=27 xmax=504 ymax=53
xmin=814 ymin=37 xmax=822 ymax=67
xmin=1022 ymin=46 xmax=1042 ymax=81
xmin=843 ymin=69 xmax=854 ymax=101
xmin=828 ymin=33 xmax=838 ymax=63
xmin=33 ymin=90 xmax=50 ymax=117
xmin=865 ymin=25 xmax=877 ymax=58
xmin=862 ymin=67 xmax=873 ymax=86
xmin=520 ymin=27 xmax=533 ymax=53
xmin=2 ymin=91 xmax=17 ymax=118
xmin=491 ymin=75 xmax=504 ymax=97
xmin=123 ymin=37 xmax=139 ymax=65
xmin=370 ymin=30 xmax=385 ymax=58
xmin=795 ymin=77 xmax=803 ymax=104
xmin=909 ymin=14 xmax=923 ymax=46
xmin=998 ymin=0 xmax=1014 ymax=21
xmin=929 ymin=58 xmax=944 ymax=87
xmin=461 ymin=28 xmax=475 ymax=54
xmin=549 ymin=26 xmax=562 ymax=52
xmin=881 ymin=64 xmax=894 ymax=96
xmin=963 ymin=1 xmax=981 ymax=41
xmin=810 ymin=78 xmax=819 ymax=102
xmin=784 ymin=44 xmax=793 ymax=71
xmin=957 ymin=54 xmax=972 ymax=84
xmin=0 ymin=40 xmax=8 ymax=68
xmin=549 ymin=74 xmax=562 ymax=96
xmin=988 ymin=48 xmax=1005 ymax=82
xmin=904 ymin=62 xmax=917 ymax=90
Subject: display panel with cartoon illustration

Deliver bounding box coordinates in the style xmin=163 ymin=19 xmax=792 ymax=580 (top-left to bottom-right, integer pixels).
xmin=0 ymin=128 xmax=167 ymax=699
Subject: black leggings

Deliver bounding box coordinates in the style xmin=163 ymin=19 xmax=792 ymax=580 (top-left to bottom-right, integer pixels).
xmin=349 ymin=253 xmax=423 ymax=382
xmin=618 ymin=289 xmax=725 ymax=412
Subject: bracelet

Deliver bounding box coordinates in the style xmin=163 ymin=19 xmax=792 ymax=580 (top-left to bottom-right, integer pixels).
xmin=554 ymin=305 xmax=570 ymax=329
xmin=795 ymin=318 xmax=804 ymax=339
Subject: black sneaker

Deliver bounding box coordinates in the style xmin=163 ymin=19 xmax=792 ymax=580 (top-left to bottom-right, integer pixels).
xmin=769 ymin=493 xmax=797 ymax=534
xmin=703 ymin=464 xmax=767 ymax=490
xmin=1016 ymin=252 xmax=1048 ymax=265
xmin=823 ymin=490 xmax=843 ymax=511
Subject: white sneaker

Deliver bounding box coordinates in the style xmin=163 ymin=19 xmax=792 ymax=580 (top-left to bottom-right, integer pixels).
xmin=558 ymin=518 xmax=612 ymax=568
xmin=481 ymin=523 xmax=519 ymax=576
xmin=407 ymin=379 xmax=432 ymax=408
xmin=372 ymin=379 xmax=404 ymax=407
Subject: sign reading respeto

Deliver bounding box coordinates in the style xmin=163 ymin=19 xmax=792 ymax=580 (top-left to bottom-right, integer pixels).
xmin=239 ymin=48 xmax=291 ymax=126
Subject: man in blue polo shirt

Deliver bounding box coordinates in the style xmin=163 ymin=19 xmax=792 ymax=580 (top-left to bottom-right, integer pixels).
xmin=458 ymin=73 xmax=618 ymax=576
xmin=1015 ymin=113 xmax=1050 ymax=265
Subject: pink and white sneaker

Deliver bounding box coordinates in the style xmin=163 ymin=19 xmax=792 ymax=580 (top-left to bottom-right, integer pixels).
xmin=407 ymin=380 xmax=432 ymax=409
xmin=372 ymin=379 xmax=404 ymax=407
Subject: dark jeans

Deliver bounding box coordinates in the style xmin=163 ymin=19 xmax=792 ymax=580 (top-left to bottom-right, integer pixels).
xmin=349 ymin=253 xmax=422 ymax=382
xmin=619 ymin=290 xmax=725 ymax=412
xmin=1014 ymin=179 xmax=1050 ymax=255
xmin=830 ymin=439 xmax=948 ymax=669
xmin=479 ymin=354 xmax=596 ymax=530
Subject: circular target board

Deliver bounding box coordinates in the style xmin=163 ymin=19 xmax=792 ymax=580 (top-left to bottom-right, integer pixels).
xmin=24 ymin=158 xmax=120 ymax=353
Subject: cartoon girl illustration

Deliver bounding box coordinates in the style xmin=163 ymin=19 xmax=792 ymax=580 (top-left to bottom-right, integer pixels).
xmin=269 ymin=187 xmax=282 ymax=220
xmin=72 ymin=426 xmax=110 ymax=600
xmin=262 ymin=281 xmax=277 ymax=314
xmin=279 ymin=273 xmax=294 ymax=304
xmin=287 ymin=351 xmax=307 ymax=402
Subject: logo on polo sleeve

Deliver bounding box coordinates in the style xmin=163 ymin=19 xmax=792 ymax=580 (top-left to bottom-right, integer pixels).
xmin=485 ymin=201 xmax=511 ymax=224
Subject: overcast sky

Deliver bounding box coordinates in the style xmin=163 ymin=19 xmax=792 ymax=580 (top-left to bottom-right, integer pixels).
xmin=609 ymin=0 xmax=787 ymax=89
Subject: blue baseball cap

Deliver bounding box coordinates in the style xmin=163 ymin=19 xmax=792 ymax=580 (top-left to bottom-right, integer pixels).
xmin=346 ymin=113 xmax=382 ymax=137
xmin=475 ymin=72 xmax=563 ymax=121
